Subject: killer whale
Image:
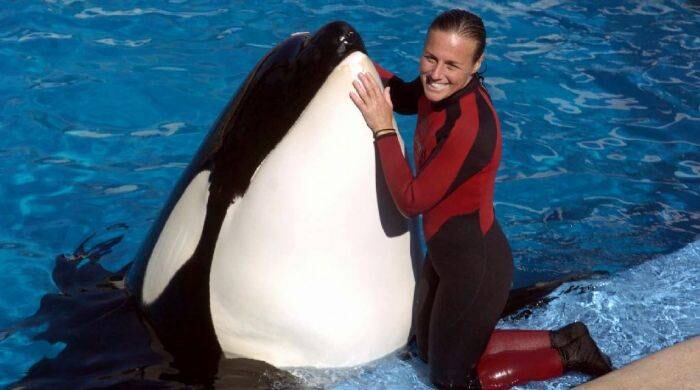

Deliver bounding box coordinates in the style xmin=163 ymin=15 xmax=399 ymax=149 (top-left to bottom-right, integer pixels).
xmin=126 ymin=21 xmax=414 ymax=381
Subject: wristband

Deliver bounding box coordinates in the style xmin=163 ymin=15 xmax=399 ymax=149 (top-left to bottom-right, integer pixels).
xmin=373 ymin=128 xmax=396 ymax=139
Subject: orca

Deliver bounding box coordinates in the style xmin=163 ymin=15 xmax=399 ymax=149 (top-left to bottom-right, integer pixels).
xmin=126 ymin=21 xmax=415 ymax=381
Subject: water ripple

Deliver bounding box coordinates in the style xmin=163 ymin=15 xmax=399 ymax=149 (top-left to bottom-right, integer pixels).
xmin=216 ymin=27 xmax=243 ymax=40
xmin=542 ymin=108 xmax=576 ymax=128
xmin=602 ymin=3 xmax=675 ymax=16
xmin=150 ymin=66 xmax=187 ymax=72
xmin=29 ymin=74 xmax=95 ymax=90
xmin=103 ymin=184 xmax=139 ymax=195
xmin=675 ymin=161 xmax=700 ymax=179
xmin=134 ymin=162 xmax=187 ymax=172
xmin=1 ymin=31 xmax=72 ymax=43
xmin=513 ymin=167 xmax=568 ymax=180
xmin=530 ymin=143 xmax=561 ymax=162
xmin=546 ymin=97 xmax=582 ymax=114
xmin=130 ymin=122 xmax=185 ymax=137
xmin=74 ymin=7 xmax=228 ymax=19
xmin=610 ymin=122 xmax=700 ymax=143
xmin=484 ymin=77 xmax=515 ymax=101
xmin=65 ymin=130 xmax=115 ymax=139
xmin=95 ymin=38 xmax=151 ymax=47
xmin=641 ymin=155 xmax=662 ymax=163
xmin=560 ymin=84 xmax=647 ymax=111
xmin=577 ymin=137 xmax=627 ymax=150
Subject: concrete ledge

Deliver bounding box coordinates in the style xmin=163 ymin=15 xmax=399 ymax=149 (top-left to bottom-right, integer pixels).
xmin=576 ymin=336 xmax=700 ymax=389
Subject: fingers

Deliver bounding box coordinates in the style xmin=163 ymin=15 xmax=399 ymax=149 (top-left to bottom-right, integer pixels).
xmin=349 ymin=73 xmax=393 ymax=132
xmin=350 ymin=72 xmax=386 ymax=111
xmin=352 ymin=77 xmax=368 ymax=100
xmin=349 ymin=90 xmax=365 ymax=109
xmin=359 ymin=72 xmax=381 ymax=98
xmin=383 ymin=86 xmax=393 ymax=109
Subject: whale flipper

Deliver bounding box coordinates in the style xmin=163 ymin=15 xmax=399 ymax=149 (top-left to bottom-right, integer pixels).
xmin=501 ymin=271 xmax=609 ymax=318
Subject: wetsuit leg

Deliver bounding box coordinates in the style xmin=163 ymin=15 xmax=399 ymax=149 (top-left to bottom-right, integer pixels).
xmin=426 ymin=214 xmax=514 ymax=388
xmin=413 ymin=254 xmax=439 ymax=362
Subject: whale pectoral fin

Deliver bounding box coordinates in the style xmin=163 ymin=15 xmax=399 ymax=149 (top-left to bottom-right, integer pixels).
xmin=501 ymin=271 xmax=609 ymax=318
xmin=141 ymin=171 xmax=212 ymax=305
xmin=215 ymin=358 xmax=302 ymax=389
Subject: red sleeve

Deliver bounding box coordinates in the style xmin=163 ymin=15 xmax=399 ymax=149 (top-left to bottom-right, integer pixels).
xmin=374 ymin=113 xmax=479 ymax=217
xmin=373 ymin=61 xmax=395 ymax=84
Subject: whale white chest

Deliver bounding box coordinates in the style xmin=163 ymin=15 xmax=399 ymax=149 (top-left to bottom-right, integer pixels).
xmin=209 ymin=54 xmax=415 ymax=367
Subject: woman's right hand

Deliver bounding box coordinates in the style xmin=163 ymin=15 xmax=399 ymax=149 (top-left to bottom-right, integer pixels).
xmin=349 ymin=72 xmax=394 ymax=133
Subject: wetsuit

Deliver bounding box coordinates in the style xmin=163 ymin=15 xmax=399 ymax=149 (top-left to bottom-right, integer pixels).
xmin=374 ymin=64 xmax=564 ymax=389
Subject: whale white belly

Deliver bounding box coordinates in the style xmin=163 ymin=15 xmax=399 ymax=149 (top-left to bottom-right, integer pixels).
xmin=209 ymin=52 xmax=415 ymax=367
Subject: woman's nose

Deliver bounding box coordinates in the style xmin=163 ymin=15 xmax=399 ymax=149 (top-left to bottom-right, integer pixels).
xmin=430 ymin=63 xmax=445 ymax=80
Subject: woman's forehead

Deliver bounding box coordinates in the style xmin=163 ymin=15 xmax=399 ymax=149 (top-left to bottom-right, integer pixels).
xmin=424 ymin=30 xmax=478 ymax=63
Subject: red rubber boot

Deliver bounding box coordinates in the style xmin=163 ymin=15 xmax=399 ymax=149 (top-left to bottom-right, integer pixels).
xmin=477 ymin=348 xmax=564 ymax=389
xmin=484 ymin=329 xmax=552 ymax=355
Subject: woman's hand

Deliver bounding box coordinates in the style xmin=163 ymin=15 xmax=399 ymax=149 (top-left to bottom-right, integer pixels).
xmin=349 ymin=72 xmax=394 ymax=133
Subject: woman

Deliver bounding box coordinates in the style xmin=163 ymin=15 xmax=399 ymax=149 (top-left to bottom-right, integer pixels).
xmin=350 ymin=9 xmax=613 ymax=389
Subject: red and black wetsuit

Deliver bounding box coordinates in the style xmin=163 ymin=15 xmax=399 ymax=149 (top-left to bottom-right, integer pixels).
xmin=374 ymin=65 xmax=563 ymax=388
xmin=374 ymin=65 xmax=501 ymax=240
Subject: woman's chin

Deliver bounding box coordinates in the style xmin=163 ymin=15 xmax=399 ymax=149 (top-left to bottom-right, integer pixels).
xmin=423 ymin=88 xmax=449 ymax=102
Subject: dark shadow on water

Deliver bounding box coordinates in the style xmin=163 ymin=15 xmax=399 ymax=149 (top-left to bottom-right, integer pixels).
xmin=3 ymin=230 xmax=300 ymax=389
xmin=3 ymin=228 xmax=607 ymax=389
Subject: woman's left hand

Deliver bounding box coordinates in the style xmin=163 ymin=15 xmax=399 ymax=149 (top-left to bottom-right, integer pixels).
xmin=349 ymin=72 xmax=394 ymax=133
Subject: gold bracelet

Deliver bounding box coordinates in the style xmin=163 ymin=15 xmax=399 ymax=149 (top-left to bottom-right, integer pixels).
xmin=374 ymin=130 xmax=396 ymax=139
xmin=373 ymin=128 xmax=396 ymax=139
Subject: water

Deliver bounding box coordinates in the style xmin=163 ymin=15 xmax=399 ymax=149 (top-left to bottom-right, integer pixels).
xmin=292 ymin=241 xmax=700 ymax=389
xmin=1 ymin=0 xmax=698 ymax=388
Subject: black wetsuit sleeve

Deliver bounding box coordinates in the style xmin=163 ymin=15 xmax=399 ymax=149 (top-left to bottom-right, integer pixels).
xmin=387 ymin=76 xmax=422 ymax=115
xmin=373 ymin=62 xmax=422 ymax=115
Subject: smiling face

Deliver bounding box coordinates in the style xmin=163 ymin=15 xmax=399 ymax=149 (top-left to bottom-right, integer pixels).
xmin=419 ymin=29 xmax=484 ymax=102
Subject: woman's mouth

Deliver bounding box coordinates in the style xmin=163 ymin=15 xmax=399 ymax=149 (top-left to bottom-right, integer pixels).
xmin=425 ymin=78 xmax=449 ymax=92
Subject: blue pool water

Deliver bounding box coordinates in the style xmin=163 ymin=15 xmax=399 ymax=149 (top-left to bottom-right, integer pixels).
xmin=1 ymin=1 xmax=698 ymax=388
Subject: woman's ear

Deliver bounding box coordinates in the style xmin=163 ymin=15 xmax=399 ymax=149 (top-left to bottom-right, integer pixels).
xmin=473 ymin=53 xmax=485 ymax=74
